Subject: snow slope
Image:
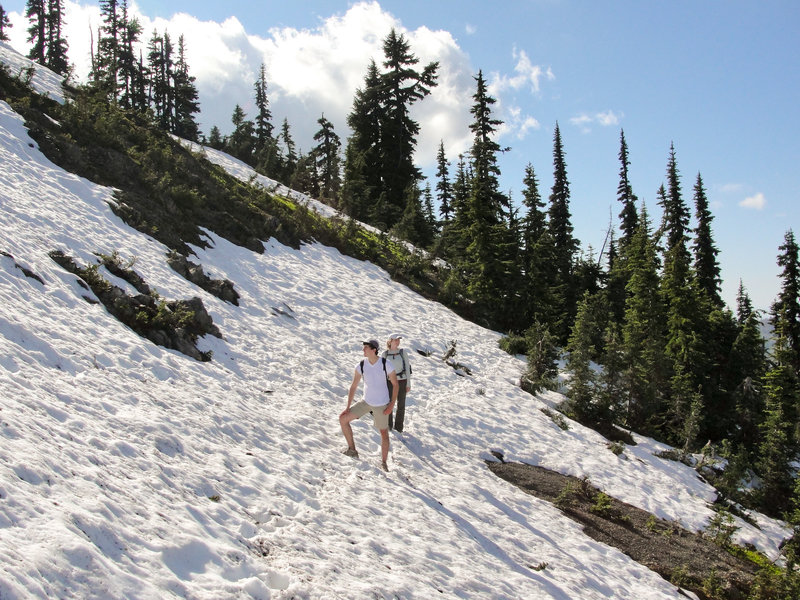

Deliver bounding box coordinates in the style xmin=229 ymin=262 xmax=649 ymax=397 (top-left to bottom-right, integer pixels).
xmin=0 ymin=46 xmax=790 ymax=599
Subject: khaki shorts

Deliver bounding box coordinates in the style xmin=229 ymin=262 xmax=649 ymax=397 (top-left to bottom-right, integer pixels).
xmin=348 ymin=401 xmax=390 ymax=431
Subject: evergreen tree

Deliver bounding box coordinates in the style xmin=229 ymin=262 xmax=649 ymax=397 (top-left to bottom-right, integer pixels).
xmin=728 ymin=285 xmax=767 ymax=451
xmin=117 ymin=1 xmax=143 ymax=110
xmin=771 ymin=229 xmax=800 ymax=375
xmin=658 ymin=143 xmax=703 ymax=443
xmin=463 ymin=70 xmax=513 ymax=323
xmin=520 ymin=162 xmax=555 ymax=328
xmin=692 ymin=173 xmax=722 ymax=307
xmin=277 ymin=117 xmax=297 ymax=183
xmin=736 ymin=279 xmax=755 ymax=325
xmin=377 ymin=28 xmax=438 ymax=229
xmin=565 ymin=292 xmax=600 ymax=423
xmin=0 ymin=5 xmax=12 ymax=42
xmin=621 ymin=203 xmax=666 ymax=431
xmin=341 ymin=60 xmax=382 ymax=221
xmin=757 ymin=338 xmax=798 ymax=515
xmin=25 ymin=0 xmax=46 ymax=64
xmin=207 ymin=125 xmax=225 ymax=150
xmin=394 ymin=182 xmax=434 ymax=249
xmin=312 ymin=114 xmax=342 ymax=204
xmin=547 ymin=122 xmax=579 ymax=343
xmin=94 ymin=0 xmax=122 ymax=100
xmin=422 ymin=182 xmax=437 ymax=236
xmin=253 ymin=64 xmax=274 ymax=143
xmin=435 ymin=141 xmax=453 ymax=223
xmin=616 ymin=129 xmax=638 ymax=249
xmin=146 ymin=29 xmax=175 ymax=130
xmin=289 ymin=151 xmax=318 ymax=197
xmin=252 ymin=63 xmax=278 ymax=176
xmin=172 ymin=35 xmax=200 ymax=140
xmin=521 ymin=321 xmax=559 ymax=394
xmin=43 ymin=0 xmax=68 ymax=75
xmin=227 ymin=104 xmax=255 ymax=164
xmin=605 ymin=233 xmax=628 ymax=328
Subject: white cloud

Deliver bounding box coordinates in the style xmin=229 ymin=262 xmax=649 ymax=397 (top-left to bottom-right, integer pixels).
xmin=465 ymin=24 xmax=477 ymax=35
xmin=490 ymin=47 xmax=554 ymax=95
xmin=740 ymin=192 xmax=766 ymax=210
xmin=569 ymin=110 xmax=622 ymax=133
xmin=5 ymin=1 xmax=481 ymax=166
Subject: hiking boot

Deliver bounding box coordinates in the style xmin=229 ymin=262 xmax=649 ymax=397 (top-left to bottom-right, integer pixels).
xmin=380 ymin=461 xmax=389 ymax=472
xmin=342 ymin=447 xmax=359 ymax=458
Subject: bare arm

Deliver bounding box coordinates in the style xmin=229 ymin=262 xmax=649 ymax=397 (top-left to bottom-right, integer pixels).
xmin=344 ymin=369 xmax=361 ymax=412
xmin=384 ymin=370 xmax=399 ymax=414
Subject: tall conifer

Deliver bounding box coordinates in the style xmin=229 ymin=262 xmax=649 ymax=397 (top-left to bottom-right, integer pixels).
xmin=377 ymin=29 xmax=438 ymax=229
xmin=616 ymin=129 xmax=638 ymax=249
xmin=547 ymin=122 xmax=579 ymax=342
xmin=692 ymin=173 xmax=722 ymax=307
xmin=312 ymin=114 xmax=342 ymax=204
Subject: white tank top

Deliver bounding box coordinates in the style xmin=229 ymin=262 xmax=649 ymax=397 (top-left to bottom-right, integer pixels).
xmin=358 ymin=358 xmax=395 ymax=406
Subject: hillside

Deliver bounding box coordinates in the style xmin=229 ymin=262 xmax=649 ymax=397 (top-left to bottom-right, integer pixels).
xmin=0 ymin=44 xmax=792 ymax=599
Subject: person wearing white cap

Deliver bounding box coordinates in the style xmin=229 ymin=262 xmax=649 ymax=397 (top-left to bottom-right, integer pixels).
xmin=383 ymin=333 xmax=412 ymax=432
xmin=339 ymin=339 xmax=398 ymax=471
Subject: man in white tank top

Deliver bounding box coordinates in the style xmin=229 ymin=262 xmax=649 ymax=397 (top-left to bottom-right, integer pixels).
xmin=339 ymin=339 xmax=398 ymax=471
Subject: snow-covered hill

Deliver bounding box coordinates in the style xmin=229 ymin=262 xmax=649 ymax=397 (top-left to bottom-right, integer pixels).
xmin=0 ymin=44 xmax=790 ymax=599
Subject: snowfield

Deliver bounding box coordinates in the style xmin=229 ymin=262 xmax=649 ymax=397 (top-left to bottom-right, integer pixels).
xmin=0 ymin=44 xmax=790 ymax=599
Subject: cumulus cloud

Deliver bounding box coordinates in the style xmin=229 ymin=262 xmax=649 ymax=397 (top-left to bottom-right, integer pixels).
xmin=740 ymin=192 xmax=766 ymax=210
xmin=5 ymin=1 xmax=545 ymax=166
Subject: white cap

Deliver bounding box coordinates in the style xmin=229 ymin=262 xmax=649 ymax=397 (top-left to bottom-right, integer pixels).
xmin=388 ymin=333 xmax=402 ymax=340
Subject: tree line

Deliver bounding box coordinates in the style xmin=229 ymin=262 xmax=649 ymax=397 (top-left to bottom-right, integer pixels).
xmin=8 ymin=6 xmax=800 ymax=522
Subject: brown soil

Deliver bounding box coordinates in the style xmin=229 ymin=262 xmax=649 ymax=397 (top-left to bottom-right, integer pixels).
xmin=487 ymin=460 xmax=760 ymax=600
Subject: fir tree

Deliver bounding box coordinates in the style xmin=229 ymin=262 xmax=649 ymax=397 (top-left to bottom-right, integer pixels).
xmin=728 ymin=286 xmax=767 ymax=451
xmin=94 ymin=0 xmax=122 ymax=100
xmin=435 ymin=141 xmax=453 ymax=223
xmin=520 ymin=163 xmax=555 ymax=328
xmin=207 ymin=125 xmax=225 ymax=150
xmin=117 ymin=1 xmax=143 ymax=110
xmin=146 ymin=29 xmax=174 ymax=130
xmin=172 ymin=35 xmax=200 ymax=140
xmin=757 ymin=338 xmax=798 ymax=515
xmin=547 ymin=122 xmax=579 ymax=343
xmin=277 ymin=117 xmax=297 ymax=184
xmin=25 ymin=0 xmax=46 ymax=64
xmin=621 ymin=203 xmax=666 ymax=431
xmin=659 ymin=143 xmax=703 ymax=443
xmin=394 ymin=182 xmax=434 ymax=249
xmin=771 ymin=229 xmax=800 ymax=375
xmin=377 ymin=28 xmax=438 ymax=229
xmin=0 ymin=5 xmax=12 ymax=42
xmin=252 ymin=63 xmax=277 ymax=176
xmin=692 ymin=173 xmax=722 ymax=307
xmin=616 ymin=129 xmax=638 ymax=249
xmin=521 ymin=321 xmax=559 ymax=394
xmin=566 ymin=292 xmax=600 ymax=423
xmin=43 ymin=0 xmax=68 ymax=75
xmin=312 ymin=114 xmax=342 ymax=204
xmin=341 ymin=60 xmax=382 ymax=221
xmin=227 ymin=104 xmax=255 ymax=164
xmin=289 ymin=152 xmax=318 ymax=197
xmin=463 ymin=70 xmax=513 ymax=323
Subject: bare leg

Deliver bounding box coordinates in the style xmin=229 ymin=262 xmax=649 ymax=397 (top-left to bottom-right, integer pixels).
xmin=380 ymin=428 xmax=390 ymax=465
xmin=340 ymin=411 xmax=357 ymax=452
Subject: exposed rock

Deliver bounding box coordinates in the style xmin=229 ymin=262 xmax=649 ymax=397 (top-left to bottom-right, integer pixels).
xmin=167 ymin=251 xmax=240 ymax=305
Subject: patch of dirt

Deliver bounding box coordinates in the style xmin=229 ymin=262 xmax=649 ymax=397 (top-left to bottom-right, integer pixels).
xmin=487 ymin=461 xmax=759 ymax=600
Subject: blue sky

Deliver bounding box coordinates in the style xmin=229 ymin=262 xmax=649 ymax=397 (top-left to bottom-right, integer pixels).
xmin=4 ymin=1 xmax=799 ymax=311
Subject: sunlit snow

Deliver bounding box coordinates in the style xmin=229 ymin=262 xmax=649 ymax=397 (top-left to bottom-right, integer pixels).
xmin=0 ymin=44 xmax=790 ymax=599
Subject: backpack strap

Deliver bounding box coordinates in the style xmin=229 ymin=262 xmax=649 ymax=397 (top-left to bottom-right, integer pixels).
xmin=360 ymin=357 xmax=387 ymax=377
